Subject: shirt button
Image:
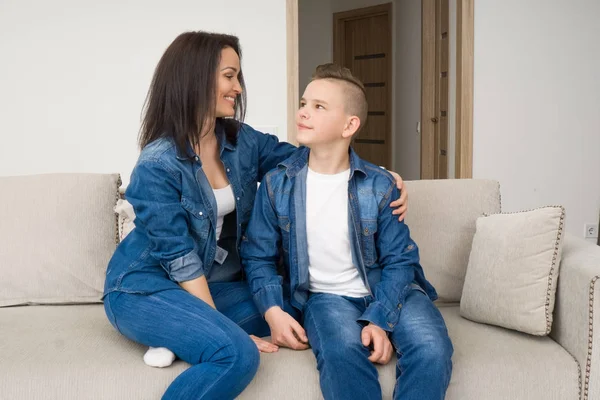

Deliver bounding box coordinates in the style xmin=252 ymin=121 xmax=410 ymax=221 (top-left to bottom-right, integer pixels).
xmin=199 ymin=212 xmax=203 ymax=216
xmin=387 ymin=322 xmax=394 ymax=329
xmin=226 ymin=168 xmax=231 ymax=173
xmin=194 ymin=156 xmax=199 ymax=161
xmin=397 ymin=303 xmax=403 ymax=309
xmin=236 ymin=197 xmax=240 ymax=201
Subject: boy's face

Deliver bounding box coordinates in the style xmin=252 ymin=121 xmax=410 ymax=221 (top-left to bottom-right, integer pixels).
xmin=296 ymin=79 xmax=355 ymax=147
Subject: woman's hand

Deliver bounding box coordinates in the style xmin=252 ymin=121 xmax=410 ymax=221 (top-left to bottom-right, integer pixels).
xmin=387 ymin=171 xmax=408 ymax=222
xmin=250 ymin=335 xmax=279 ymax=353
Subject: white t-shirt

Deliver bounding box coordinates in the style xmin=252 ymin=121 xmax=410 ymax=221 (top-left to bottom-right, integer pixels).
xmin=306 ymin=168 xmax=370 ymax=297
xmin=213 ymin=185 xmax=236 ymax=239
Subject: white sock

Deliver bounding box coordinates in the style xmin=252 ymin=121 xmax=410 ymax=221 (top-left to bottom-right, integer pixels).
xmin=143 ymin=346 xmax=176 ymax=368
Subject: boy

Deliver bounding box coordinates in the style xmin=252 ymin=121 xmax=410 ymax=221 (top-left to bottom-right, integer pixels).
xmin=241 ymin=64 xmax=453 ymax=399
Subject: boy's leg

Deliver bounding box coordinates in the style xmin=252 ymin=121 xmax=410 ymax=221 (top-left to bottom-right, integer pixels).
xmin=303 ymin=293 xmax=381 ymax=400
xmin=389 ymin=287 xmax=453 ymax=400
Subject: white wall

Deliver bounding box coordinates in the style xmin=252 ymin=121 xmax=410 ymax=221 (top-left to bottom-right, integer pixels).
xmin=393 ymin=0 xmax=422 ymax=180
xmin=0 ymin=0 xmax=288 ymax=185
xmin=298 ymin=0 xmax=333 ymax=92
xmin=473 ymin=0 xmax=600 ymax=240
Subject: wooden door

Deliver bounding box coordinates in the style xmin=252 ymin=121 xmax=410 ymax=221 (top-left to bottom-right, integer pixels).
xmin=434 ymin=0 xmax=450 ymax=178
xmin=422 ymin=0 xmax=450 ymax=179
xmin=333 ymin=4 xmax=392 ymax=169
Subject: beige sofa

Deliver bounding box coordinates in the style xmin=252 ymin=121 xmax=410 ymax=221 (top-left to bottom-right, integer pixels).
xmin=1 ymin=174 xmax=598 ymax=400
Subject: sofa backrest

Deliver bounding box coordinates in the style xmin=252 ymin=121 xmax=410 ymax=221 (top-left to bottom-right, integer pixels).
xmin=403 ymin=179 xmax=501 ymax=303
xmin=0 ymin=173 xmax=121 ymax=307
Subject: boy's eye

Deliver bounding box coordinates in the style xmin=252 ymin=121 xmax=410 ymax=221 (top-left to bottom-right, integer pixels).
xmin=226 ymin=75 xmax=234 ymax=79
xmin=316 ymin=104 xmax=324 ymax=109
xmin=299 ymin=102 xmax=306 ymax=108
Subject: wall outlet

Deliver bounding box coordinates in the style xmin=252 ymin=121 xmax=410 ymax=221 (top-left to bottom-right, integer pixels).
xmin=584 ymin=223 xmax=599 ymax=239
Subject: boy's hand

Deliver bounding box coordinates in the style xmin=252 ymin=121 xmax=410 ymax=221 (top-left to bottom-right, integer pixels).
xmin=361 ymin=323 xmax=394 ymax=365
xmin=387 ymin=171 xmax=408 ymax=222
xmin=264 ymin=306 xmax=309 ymax=350
xmin=249 ymin=335 xmax=279 ymax=353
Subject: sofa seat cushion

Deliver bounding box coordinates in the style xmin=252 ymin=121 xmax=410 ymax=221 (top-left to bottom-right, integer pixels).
xmin=0 ymin=305 xmax=579 ymax=399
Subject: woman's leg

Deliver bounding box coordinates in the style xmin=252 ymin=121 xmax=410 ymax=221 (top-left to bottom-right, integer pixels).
xmin=104 ymin=289 xmax=260 ymax=400
xmin=210 ymin=281 xmax=302 ymax=337
xmin=210 ymin=281 xmax=271 ymax=337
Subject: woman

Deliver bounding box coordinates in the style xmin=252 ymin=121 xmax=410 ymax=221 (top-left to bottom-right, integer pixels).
xmin=103 ymin=31 xmax=407 ymax=399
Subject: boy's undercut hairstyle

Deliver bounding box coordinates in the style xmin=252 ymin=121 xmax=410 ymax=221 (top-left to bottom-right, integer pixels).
xmin=311 ymin=63 xmax=368 ymax=134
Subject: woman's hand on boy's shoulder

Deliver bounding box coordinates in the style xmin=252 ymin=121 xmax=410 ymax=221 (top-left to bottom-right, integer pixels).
xmin=387 ymin=170 xmax=408 ymax=222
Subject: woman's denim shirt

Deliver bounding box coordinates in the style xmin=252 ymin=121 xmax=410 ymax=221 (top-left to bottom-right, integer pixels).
xmin=103 ymin=123 xmax=296 ymax=296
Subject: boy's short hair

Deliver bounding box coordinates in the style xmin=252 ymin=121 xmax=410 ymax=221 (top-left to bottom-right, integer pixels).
xmin=311 ymin=63 xmax=368 ymax=134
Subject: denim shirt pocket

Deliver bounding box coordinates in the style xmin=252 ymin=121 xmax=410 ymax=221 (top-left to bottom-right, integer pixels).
xmin=241 ymin=165 xmax=257 ymax=188
xmin=361 ymin=219 xmax=378 ymax=267
xmin=181 ymin=196 xmax=210 ymax=240
xmin=278 ymin=216 xmax=291 ymax=253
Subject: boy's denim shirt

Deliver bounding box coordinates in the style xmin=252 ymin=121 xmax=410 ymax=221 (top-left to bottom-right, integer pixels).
xmin=103 ymin=122 xmax=296 ymax=296
xmin=241 ymin=147 xmax=438 ymax=332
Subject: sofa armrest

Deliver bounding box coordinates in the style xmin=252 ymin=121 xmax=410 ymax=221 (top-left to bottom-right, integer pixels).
xmin=551 ymin=235 xmax=600 ymax=400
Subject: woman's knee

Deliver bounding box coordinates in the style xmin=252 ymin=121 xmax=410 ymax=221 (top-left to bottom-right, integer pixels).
xmin=237 ymin=334 xmax=260 ymax=372
xmin=209 ymin=331 xmax=259 ymax=374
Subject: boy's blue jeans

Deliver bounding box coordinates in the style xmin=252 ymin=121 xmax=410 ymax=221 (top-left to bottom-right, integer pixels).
xmin=303 ymin=287 xmax=453 ymax=400
xmin=104 ymin=281 xmax=295 ymax=400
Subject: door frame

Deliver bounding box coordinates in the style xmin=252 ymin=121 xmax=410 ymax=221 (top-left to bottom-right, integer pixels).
xmin=286 ymin=0 xmax=474 ymax=178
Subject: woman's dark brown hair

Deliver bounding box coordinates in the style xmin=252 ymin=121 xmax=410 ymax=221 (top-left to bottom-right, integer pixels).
xmin=139 ymin=31 xmax=246 ymax=154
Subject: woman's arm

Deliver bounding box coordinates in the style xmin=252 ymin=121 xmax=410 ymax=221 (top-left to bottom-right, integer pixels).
xmin=179 ymin=276 xmax=216 ymax=308
xmin=127 ymin=160 xmax=206 ymax=285
xmin=245 ymin=125 xmax=297 ymax=181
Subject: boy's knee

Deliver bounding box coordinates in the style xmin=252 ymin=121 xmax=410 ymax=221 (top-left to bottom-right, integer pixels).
xmin=319 ymin=340 xmax=366 ymax=366
xmin=413 ymin=333 xmax=453 ymax=370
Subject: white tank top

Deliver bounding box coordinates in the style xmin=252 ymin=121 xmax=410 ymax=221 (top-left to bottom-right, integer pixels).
xmin=213 ymin=185 xmax=236 ymax=239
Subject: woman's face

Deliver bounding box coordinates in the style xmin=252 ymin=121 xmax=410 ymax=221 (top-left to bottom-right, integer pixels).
xmin=215 ymin=47 xmax=242 ymax=118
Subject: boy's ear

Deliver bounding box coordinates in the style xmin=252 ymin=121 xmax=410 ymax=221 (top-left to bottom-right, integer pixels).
xmin=342 ymin=115 xmax=361 ymax=139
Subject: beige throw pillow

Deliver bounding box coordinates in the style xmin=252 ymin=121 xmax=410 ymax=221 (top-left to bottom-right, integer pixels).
xmin=460 ymin=206 xmax=565 ymax=335
xmin=0 ymin=173 xmax=121 ymax=307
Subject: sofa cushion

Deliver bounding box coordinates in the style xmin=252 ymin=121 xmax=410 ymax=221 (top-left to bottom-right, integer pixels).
xmin=460 ymin=206 xmax=565 ymax=335
xmin=403 ymin=179 xmax=501 ymax=302
xmin=0 ymin=304 xmax=579 ymax=399
xmin=0 ymin=173 xmax=121 ymax=306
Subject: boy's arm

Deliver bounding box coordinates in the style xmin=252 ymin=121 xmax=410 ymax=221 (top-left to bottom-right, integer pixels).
xmin=358 ymin=184 xmax=419 ymax=332
xmin=240 ymin=177 xmax=285 ymax=315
